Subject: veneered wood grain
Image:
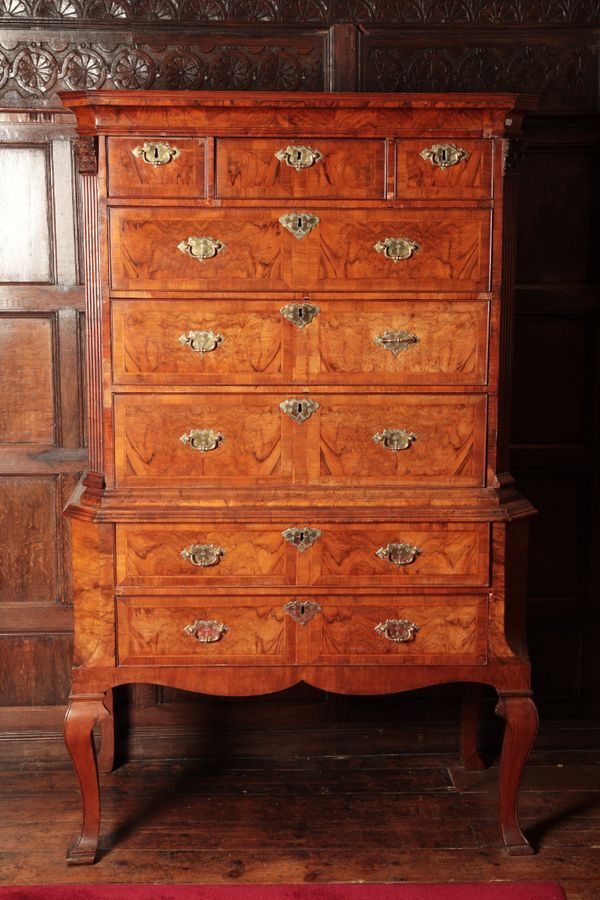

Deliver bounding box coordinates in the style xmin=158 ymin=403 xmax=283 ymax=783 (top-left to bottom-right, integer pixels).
xmin=109 ymin=207 xmax=491 ymax=294
xmin=117 ymin=597 xmax=295 ymax=666
xmin=396 ymin=139 xmax=493 ymax=199
xmin=216 ymin=138 xmax=385 ymax=199
xmin=107 ymin=137 xmax=206 ymax=199
xmin=0 ymin=315 xmax=55 ymax=444
xmin=308 ymin=595 xmax=487 ymax=666
xmin=112 ymin=298 xmax=489 ymax=387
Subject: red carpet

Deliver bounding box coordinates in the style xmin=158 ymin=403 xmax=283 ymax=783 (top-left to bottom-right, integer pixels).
xmin=0 ymin=885 xmax=566 ymax=900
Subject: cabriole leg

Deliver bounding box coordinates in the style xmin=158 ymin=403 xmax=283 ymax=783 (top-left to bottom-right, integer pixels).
xmin=459 ymin=683 xmax=486 ymax=770
xmin=97 ymin=688 xmax=115 ymax=774
xmin=64 ymin=695 xmax=110 ymax=865
xmin=495 ymin=692 xmax=539 ymax=855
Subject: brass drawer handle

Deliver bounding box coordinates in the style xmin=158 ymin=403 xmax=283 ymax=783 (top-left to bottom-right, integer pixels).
xmin=374 ymin=428 xmax=417 ymax=452
xmin=282 ymin=526 xmax=322 ymax=552
xmin=374 ymin=330 xmax=419 ymax=357
xmin=179 ymin=330 xmax=224 ymax=353
xmin=183 ymin=619 xmax=229 ymax=643
xmin=180 ymin=428 xmax=224 ymax=452
xmin=280 ymin=398 xmax=320 ymax=424
xmin=275 ymin=145 xmax=322 ymax=171
xmin=420 ymin=143 xmax=468 ymax=168
xmin=375 ymin=619 xmax=420 ymax=643
xmin=279 ymin=212 xmax=320 ymax=240
xmin=177 ymin=236 xmax=226 ymax=261
xmin=374 ymin=237 xmax=419 ymax=262
xmin=132 ymin=141 xmax=180 ymax=167
xmin=376 ymin=542 xmax=421 ymax=566
xmin=280 ymin=302 xmax=320 ymax=329
xmin=283 ymin=600 xmax=321 ymax=625
xmin=180 ymin=544 xmax=225 ymax=567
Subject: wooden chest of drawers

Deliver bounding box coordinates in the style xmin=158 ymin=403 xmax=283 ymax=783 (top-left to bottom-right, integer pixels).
xmin=61 ymin=90 xmax=538 ymax=865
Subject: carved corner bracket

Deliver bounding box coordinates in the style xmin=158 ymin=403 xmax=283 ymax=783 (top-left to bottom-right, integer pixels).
xmin=74 ymin=136 xmax=98 ymax=175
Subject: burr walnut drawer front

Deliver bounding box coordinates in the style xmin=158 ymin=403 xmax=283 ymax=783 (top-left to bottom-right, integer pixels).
xmin=307 ymin=595 xmax=488 ymax=666
xmin=113 ymin=392 xmax=487 ymax=488
xmin=117 ymin=597 xmax=296 ymax=667
xmin=115 ymin=522 xmax=489 ymax=589
xmin=115 ymin=594 xmax=487 ymax=667
xmin=395 ymin=140 xmax=493 ymax=199
xmin=215 ymin=138 xmax=385 ymax=199
xmin=111 ymin=299 xmax=489 ymax=387
xmin=109 ymin=208 xmax=491 ymax=293
xmin=107 ymin=138 xmax=206 ymax=199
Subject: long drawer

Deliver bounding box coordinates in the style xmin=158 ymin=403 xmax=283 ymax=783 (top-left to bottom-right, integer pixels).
xmin=113 ymin=392 xmax=487 ymax=488
xmin=116 ymin=594 xmax=488 ymax=667
xmin=115 ymin=522 xmax=489 ymax=588
xmin=112 ymin=299 xmax=489 ymax=387
xmin=109 ymin=207 xmax=491 ymax=293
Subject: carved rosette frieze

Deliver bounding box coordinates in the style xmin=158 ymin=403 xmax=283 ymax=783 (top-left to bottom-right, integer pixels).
xmin=0 ymin=38 xmax=325 ymax=100
xmin=74 ymin=136 xmax=97 ymax=174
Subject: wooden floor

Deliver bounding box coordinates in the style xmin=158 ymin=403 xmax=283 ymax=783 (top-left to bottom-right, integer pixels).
xmin=1 ymin=732 xmax=600 ymax=899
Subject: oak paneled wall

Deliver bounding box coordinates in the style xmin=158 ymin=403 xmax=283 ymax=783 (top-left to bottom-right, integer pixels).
xmin=0 ymin=6 xmax=598 ymax=762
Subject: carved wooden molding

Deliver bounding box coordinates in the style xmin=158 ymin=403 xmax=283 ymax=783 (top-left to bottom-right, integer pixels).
xmin=73 ymin=136 xmax=97 ymax=174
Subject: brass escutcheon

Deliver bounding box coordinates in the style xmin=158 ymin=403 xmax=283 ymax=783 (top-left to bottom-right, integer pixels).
xmin=132 ymin=141 xmax=180 ymax=167
xmin=177 ymin=236 xmax=225 ymax=261
xmin=183 ymin=619 xmax=229 ymax=643
xmin=282 ymin=526 xmax=322 ymax=552
xmin=374 ymin=330 xmax=419 ymax=357
xmin=375 ymin=619 xmax=420 ymax=643
xmin=376 ymin=542 xmax=421 ymax=566
xmin=180 ymin=544 xmax=225 ymax=567
xmin=420 ymin=143 xmax=468 ymax=168
xmin=279 ymin=212 xmax=320 ymax=240
xmin=374 ymin=237 xmax=420 ymax=263
xmin=180 ymin=428 xmax=224 ymax=452
xmin=280 ymin=302 xmax=320 ymax=329
xmin=279 ymin=398 xmax=320 ymax=424
xmin=283 ymin=600 xmax=322 ymax=625
xmin=178 ymin=330 xmax=224 ymax=353
xmin=275 ymin=144 xmax=323 ymax=171
xmin=373 ymin=428 xmax=417 ymax=452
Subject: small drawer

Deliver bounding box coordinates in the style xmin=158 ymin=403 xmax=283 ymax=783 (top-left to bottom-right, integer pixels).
xmin=309 ymin=523 xmax=489 ymax=588
xmin=111 ymin=299 xmax=489 ymax=388
xmin=113 ymin=392 xmax=487 ymax=488
xmin=307 ymin=595 xmax=488 ymax=666
xmin=116 ymin=523 xmax=292 ymax=588
xmin=396 ymin=140 xmax=493 ymax=200
xmin=216 ymin=138 xmax=385 ymax=199
xmin=117 ymin=596 xmax=295 ymax=666
xmin=107 ymin=137 xmax=206 ymax=199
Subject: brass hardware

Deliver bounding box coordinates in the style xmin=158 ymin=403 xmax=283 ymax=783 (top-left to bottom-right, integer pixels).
xmin=279 ymin=398 xmax=320 ymax=424
xmin=282 ymin=526 xmax=322 ymax=552
xmin=373 ymin=428 xmax=417 ymax=452
xmin=420 ymin=143 xmax=468 ymax=168
xmin=376 ymin=543 xmax=421 ymax=566
xmin=180 ymin=544 xmax=225 ymax=567
xmin=275 ymin=144 xmax=322 ymax=171
xmin=177 ymin=236 xmax=226 ymax=261
xmin=374 ymin=237 xmax=420 ymax=262
xmin=183 ymin=619 xmax=229 ymax=643
xmin=279 ymin=212 xmax=320 ymax=240
xmin=132 ymin=141 xmax=180 ymax=167
xmin=375 ymin=619 xmax=420 ymax=643
xmin=283 ymin=600 xmax=322 ymax=625
xmin=374 ymin=330 xmax=419 ymax=357
xmin=180 ymin=428 xmax=224 ymax=452
xmin=178 ymin=330 xmax=224 ymax=353
xmin=280 ymin=302 xmax=320 ymax=329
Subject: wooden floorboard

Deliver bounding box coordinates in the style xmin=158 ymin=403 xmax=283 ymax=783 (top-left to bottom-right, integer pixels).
xmin=1 ymin=750 xmax=600 ymax=898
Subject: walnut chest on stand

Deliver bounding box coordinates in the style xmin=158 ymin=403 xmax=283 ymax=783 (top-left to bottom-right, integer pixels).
xmin=60 ymin=90 xmax=539 ymax=864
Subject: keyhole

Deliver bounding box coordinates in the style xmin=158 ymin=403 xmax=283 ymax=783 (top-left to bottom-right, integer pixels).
xmin=439 ymin=148 xmax=448 ymax=164
xmin=298 ymin=531 xmax=304 ymax=542
xmin=153 ymin=146 xmax=159 ymax=160
xmin=298 ymin=307 xmax=304 ymax=319
xmin=296 ymin=150 xmax=302 ymax=163
xmin=300 ymin=604 xmax=305 ymax=616
xmin=297 ymin=216 xmax=302 ymax=229
xmin=297 ymin=403 xmax=304 ymax=415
